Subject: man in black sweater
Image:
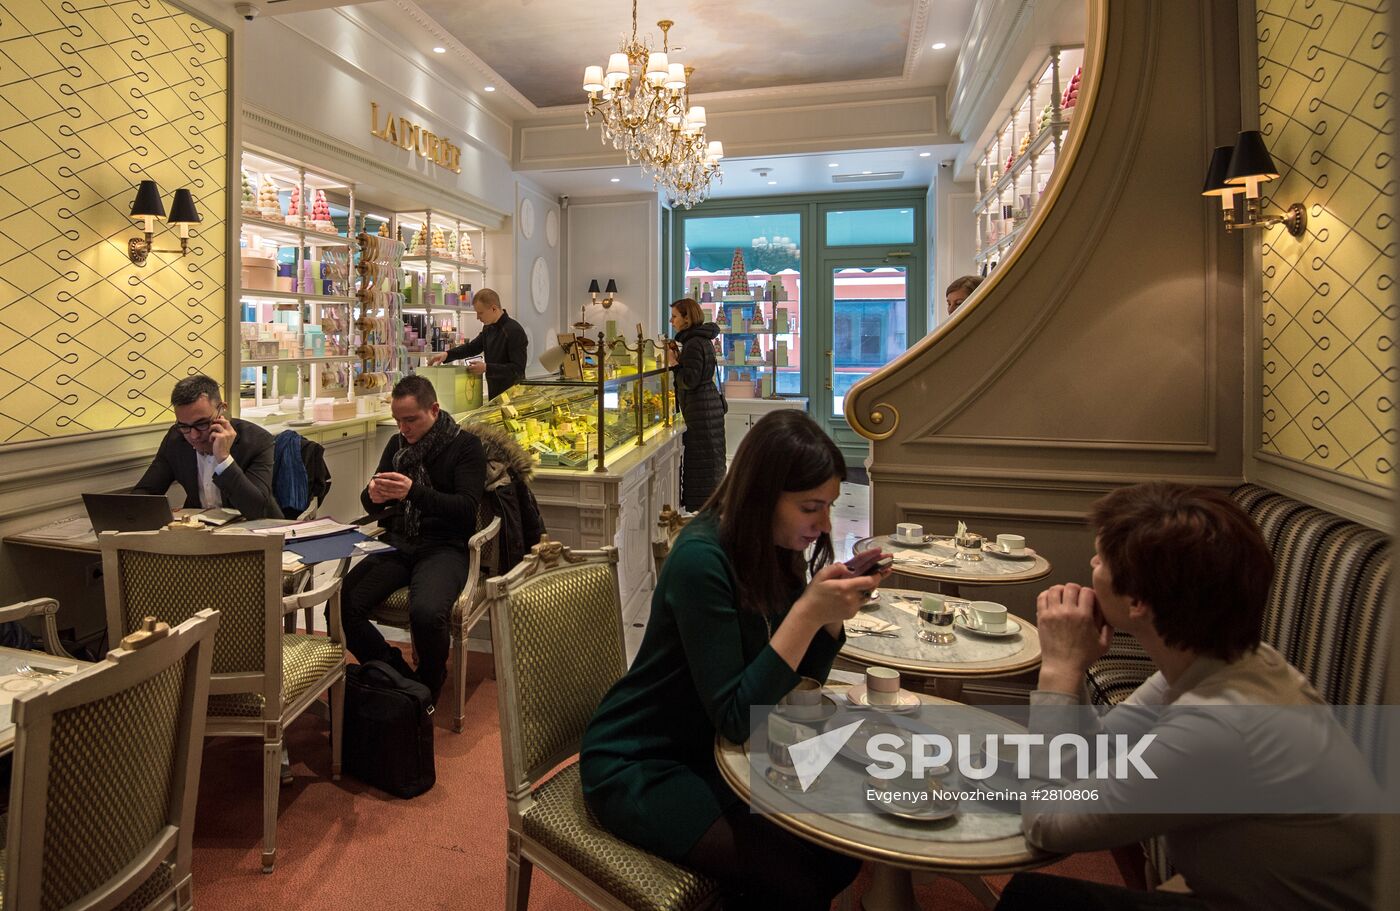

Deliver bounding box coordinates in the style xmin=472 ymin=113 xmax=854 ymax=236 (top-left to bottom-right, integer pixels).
xmin=341 ymin=375 xmax=486 ymax=699
xmin=427 ymin=287 xmax=528 ymax=400
xmin=132 ymin=374 xmax=282 ymax=519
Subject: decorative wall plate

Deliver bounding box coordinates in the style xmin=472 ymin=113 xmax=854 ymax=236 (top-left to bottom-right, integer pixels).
xmin=545 ymin=208 xmax=559 ymax=247
xmin=519 ymin=197 xmax=535 ymax=240
xmin=530 ymin=256 xmax=550 ymax=313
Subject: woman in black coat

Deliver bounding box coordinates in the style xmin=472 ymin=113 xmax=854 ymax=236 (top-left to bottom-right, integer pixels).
xmin=667 ymin=297 xmax=726 ymax=511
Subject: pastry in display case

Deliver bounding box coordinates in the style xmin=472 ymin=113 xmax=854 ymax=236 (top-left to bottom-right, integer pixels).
xmin=452 ymin=339 xmax=676 ymax=472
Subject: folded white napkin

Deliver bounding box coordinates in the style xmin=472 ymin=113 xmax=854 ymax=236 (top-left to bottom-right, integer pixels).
xmin=844 ymin=616 xmax=898 ymax=635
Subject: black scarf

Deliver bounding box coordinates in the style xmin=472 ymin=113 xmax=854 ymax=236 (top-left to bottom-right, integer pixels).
xmin=391 ymin=409 xmax=459 ymax=538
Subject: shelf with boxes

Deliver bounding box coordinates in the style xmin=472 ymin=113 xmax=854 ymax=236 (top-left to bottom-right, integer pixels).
xmin=973 ymin=45 xmax=1084 ymax=274
xmin=689 ymin=263 xmax=799 ymax=400
xmin=238 ymin=149 xmax=363 ymax=424
xmin=395 ymin=209 xmax=488 ymax=360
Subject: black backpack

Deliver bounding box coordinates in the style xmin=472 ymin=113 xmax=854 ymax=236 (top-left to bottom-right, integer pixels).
xmin=343 ymin=660 xmax=436 ymax=798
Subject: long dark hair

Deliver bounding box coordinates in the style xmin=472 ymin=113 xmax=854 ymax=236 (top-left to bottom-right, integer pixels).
xmin=703 ymin=410 xmax=846 ymax=616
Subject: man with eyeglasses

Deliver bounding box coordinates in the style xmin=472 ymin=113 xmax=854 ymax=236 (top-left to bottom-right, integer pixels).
xmin=132 ymin=374 xmax=282 ymax=519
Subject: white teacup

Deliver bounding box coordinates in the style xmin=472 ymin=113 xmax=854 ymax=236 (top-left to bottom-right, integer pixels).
xmin=779 ymin=677 xmax=827 ymax=721
xmin=894 ymin=522 xmax=923 ymax=543
xmin=996 ymin=534 xmax=1027 ymax=555
xmin=865 ymin=666 xmax=902 ymax=705
xmin=966 ymin=601 xmax=1008 ymax=631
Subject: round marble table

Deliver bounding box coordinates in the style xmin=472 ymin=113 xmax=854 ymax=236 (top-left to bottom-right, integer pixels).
xmin=841 ymin=589 xmax=1042 ymax=686
xmin=854 ymin=534 xmax=1052 ymax=597
xmin=715 ymin=689 xmax=1058 ymax=910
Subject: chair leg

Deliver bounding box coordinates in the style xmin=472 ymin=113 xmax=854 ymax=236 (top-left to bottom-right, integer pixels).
xmin=506 ymin=833 xmax=532 ymax=911
xmin=262 ymin=736 xmax=281 ymax=873
xmin=452 ymin=631 xmax=467 ymax=733
xmin=329 ymin=677 xmax=344 ymax=780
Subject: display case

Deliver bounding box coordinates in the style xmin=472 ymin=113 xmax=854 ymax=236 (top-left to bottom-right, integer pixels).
xmin=238 ymin=150 xmax=361 ymax=421
xmin=455 ymin=333 xmax=675 ymax=472
xmin=395 ymin=209 xmax=489 ymax=366
xmin=973 ymin=45 xmax=1084 ymax=274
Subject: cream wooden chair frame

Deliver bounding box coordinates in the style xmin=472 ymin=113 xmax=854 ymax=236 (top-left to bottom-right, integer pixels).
xmin=100 ymin=526 xmax=345 ymax=873
xmin=369 ymin=514 xmax=501 ymax=732
xmin=488 ymin=541 xmax=720 ymax=911
xmin=651 ymin=505 xmax=695 ymax=578
xmin=4 ymin=609 xmax=219 ymax=911
xmin=0 ymin=598 xmax=73 ymax=659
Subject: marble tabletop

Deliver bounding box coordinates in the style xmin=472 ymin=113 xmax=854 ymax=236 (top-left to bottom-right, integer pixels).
xmin=841 ymin=589 xmax=1042 ymax=680
xmin=855 ymin=534 xmax=1053 ymax=589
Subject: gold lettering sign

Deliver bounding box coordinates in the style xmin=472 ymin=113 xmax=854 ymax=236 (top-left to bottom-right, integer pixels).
xmin=370 ymin=102 xmax=462 ymax=173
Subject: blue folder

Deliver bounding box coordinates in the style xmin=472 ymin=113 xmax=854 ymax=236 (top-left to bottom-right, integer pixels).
xmin=285 ymin=529 xmax=393 ymax=564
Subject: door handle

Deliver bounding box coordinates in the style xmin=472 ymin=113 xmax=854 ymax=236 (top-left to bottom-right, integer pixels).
xmin=825 ymin=350 xmax=833 ymax=391
xmin=884 ymin=251 xmax=912 ymax=261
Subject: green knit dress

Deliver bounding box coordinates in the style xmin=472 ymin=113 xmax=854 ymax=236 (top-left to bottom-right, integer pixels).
xmin=579 ymin=514 xmax=845 ymax=860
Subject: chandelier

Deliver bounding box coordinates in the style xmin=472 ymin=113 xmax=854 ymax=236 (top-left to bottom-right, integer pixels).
xmin=581 ymin=1 xmax=723 ymax=207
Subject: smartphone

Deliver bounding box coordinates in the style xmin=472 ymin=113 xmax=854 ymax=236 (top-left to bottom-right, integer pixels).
xmin=844 ymin=548 xmax=893 ymax=577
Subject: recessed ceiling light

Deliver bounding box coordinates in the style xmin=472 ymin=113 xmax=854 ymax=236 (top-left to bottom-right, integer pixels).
xmin=432 ymin=47 xmax=446 ymax=54
xmin=767 ymin=180 xmax=777 ymax=185
xmin=919 ymin=151 xmax=932 ymax=158
xmin=931 ymin=42 xmax=947 ymax=50
xmin=610 ymin=177 xmax=621 ymax=183
xmin=484 ymin=85 xmax=496 ymax=92
xmin=828 ymin=162 xmax=839 ymax=168
xmin=862 ymin=170 xmax=872 ymax=175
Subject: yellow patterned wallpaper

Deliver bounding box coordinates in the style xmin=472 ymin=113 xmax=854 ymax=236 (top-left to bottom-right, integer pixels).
xmin=0 ymin=0 xmax=227 ymax=444
xmin=1257 ymin=0 xmax=1395 ymax=486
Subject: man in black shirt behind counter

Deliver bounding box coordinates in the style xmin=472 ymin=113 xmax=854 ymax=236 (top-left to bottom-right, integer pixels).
xmin=341 ymin=375 xmax=485 ymax=700
xmin=427 ymin=287 xmax=528 ymax=400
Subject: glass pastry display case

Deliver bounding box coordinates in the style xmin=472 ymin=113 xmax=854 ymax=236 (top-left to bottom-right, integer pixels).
xmin=455 ymin=333 xmax=676 ymax=471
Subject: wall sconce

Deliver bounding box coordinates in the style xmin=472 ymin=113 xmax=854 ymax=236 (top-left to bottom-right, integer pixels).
xmin=128 ymin=180 xmax=202 ymax=266
xmin=1201 ymin=130 xmax=1305 ymax=238
xmin=588 ymin=278 xmax=618 ymax=308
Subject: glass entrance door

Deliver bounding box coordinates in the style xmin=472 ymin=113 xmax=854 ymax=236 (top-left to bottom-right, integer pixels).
xmin=820 ymin=263 xmax=910 ymax=423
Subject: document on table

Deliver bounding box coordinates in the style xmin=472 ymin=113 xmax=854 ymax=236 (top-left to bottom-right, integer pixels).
xmin=20 ymin=515 xmax=97 ymax=541
xmin=249 ymin=518 xmax=356 ymax=541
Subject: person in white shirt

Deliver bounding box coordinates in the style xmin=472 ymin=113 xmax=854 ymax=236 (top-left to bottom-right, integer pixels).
xmin=132 ymin=374 xmax=281 ymax=519
xmin=998 ymin=482 xmax=1375 ymax=911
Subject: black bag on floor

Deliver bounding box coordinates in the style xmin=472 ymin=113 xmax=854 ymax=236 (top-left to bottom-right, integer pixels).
xmin=343 ymin=660 xmax=436 ymax=798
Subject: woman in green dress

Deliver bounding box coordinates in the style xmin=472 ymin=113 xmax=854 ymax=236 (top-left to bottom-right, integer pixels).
xmin=581 ymin=410 xmax=886 ymax=909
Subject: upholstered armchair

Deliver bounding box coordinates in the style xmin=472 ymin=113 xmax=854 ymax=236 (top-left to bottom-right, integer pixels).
xmin=4 ymin=609 xmax=219 ymax=911
xmin=487 ymin=541 xmax=720 ymax=911
xmin=370 ymin=514 xmax=501 ymax=732
xmin=0 ymin=598 xmax=72 ymax=658
xmin=100 ymin=526 xmax=346 ymax=873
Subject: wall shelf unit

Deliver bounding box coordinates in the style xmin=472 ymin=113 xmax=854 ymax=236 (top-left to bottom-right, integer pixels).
xmin=973 ymin=45 xmax=1084 ymax=274
xmin=395 ymin=210 xmax=489 ymax=357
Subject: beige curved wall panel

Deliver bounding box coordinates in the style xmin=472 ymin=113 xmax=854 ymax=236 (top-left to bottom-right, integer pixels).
xmin=0 ymin=0 xmax=228 ymax=445
xmin=847 ymin=0 xmax=1248 ymax=638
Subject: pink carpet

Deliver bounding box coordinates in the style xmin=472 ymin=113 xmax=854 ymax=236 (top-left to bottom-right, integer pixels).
xmin=189 ymin=659 xmax=1126 ymax=909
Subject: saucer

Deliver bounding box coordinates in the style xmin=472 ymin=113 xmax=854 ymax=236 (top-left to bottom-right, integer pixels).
xmin=889 ymin=534 xmax=933 ymax=547
xmin=775 ymin=693 xmax=841 ymax=724
xmin=845 ymin=683 xmax=920 ymax=711
xmin=983 ymin=543 xmax=1035 ymax=561
xmin=952 ymin=615 xmax=1022 ymax=638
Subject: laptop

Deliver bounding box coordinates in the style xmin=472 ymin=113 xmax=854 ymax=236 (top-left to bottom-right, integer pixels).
xmin=82 ymin=493 xmax=175 ymax=533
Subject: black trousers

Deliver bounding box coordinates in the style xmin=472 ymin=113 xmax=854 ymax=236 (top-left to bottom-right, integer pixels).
xmin=683 ymin=805 xmax=861 ymax=910
xmin=341 ymin=543 xmax=469 ymax=698
xmin=996 ymin=873 xmax=1208 ymax=910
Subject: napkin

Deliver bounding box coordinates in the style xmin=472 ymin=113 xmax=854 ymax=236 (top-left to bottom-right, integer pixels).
xmin=844 ymin=616 xmax=898 ymax=636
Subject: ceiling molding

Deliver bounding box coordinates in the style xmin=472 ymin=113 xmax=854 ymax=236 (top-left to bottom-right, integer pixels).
xmin=389 ymin=0 xmax=539 ymax=115
xmin=946 ymin=0 xmax=1034 ymax=138
xmin=903 ymin=0 xmax=934 ymax=79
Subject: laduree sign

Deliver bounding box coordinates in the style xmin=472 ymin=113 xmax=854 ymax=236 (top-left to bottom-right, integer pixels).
xmin=370 ymin=102 xmax=462 ymax=173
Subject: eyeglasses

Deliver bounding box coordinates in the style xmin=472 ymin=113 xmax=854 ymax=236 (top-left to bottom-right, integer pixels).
xmin=174 ymin=418 xmax=215 ymax=434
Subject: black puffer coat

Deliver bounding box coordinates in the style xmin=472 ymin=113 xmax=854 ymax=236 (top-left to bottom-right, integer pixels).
xmin=672 ymin=322 xmax=726 ymax=510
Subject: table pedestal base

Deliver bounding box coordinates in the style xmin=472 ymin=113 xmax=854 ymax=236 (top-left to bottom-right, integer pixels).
xmin=860 ymin=866 xmax=1001 ymax=911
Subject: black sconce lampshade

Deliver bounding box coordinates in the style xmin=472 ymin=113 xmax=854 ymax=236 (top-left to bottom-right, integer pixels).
xmin=1201 ymin=146 xmax=1235 ymax=196
xmin=588 ymin=279 xmax=601 ymax=294
xmin=130 ymin=180 xmax=166 ymax=219
xmin=1225 ymin=130 xmax=1279 ymax=184
xmin=167 ymin=188 xmax=201 ymax=224
xmin=604 ymin=279 xmax=618 ymax=294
